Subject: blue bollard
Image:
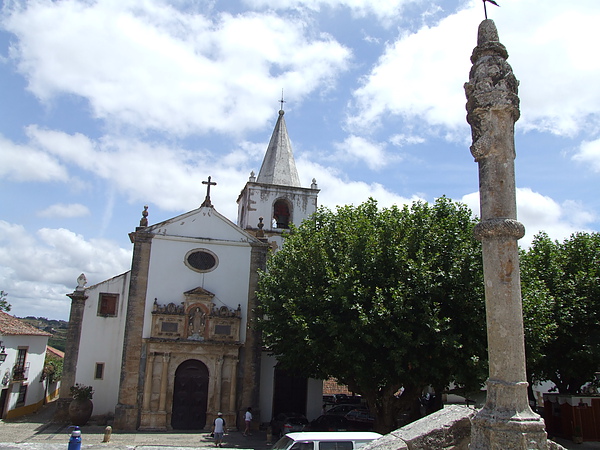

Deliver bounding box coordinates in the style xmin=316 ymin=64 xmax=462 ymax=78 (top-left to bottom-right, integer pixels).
xmin=68 ymin=426 xmax=82 ymax=450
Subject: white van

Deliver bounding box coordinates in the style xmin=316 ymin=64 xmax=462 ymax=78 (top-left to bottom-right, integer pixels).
xmin=272 ymin=432 xmax=382 ymax=450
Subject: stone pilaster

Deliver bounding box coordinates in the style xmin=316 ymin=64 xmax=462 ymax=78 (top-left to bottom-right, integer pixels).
xmin=228 ymin=356 xmax=239 ymax=414
xmin=142 ymin=352 xmax=155 ymax=411
xmin=215 ymin=356 xmax=224 ymax=412
xmin=54 ymin=285 xmax=88 ymax=422
xmin=159 ymin=352 xmax=169 ymax=412
xmin=114 ymin=227 xmax=153 ymax=430
xmin=465 ymin=19 xmax=548 ymax=449
xmin=237 ymin=241 xmax=268 ymax=427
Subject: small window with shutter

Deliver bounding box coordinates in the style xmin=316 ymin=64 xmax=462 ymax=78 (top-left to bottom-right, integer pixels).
xmin=98 ymin=293 xmax=118 ymax=317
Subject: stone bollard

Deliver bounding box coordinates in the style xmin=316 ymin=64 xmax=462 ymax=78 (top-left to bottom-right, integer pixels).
xmin=102 ymin=426 xmax=112 ymax=443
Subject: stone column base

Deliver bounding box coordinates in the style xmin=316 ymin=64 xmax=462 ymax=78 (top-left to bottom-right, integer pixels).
xmin=470 ymin=379 xmax=548 ymax=449
xmin=139 ymin=411 xmax=168 ymax=430
xmin=114 ymin=404 xmax=140 ymax=430
xmin=471 ymin=412 xmax=548 ymax=450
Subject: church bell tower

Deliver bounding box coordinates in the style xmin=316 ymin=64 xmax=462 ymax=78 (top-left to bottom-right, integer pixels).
xmin=237 ymin=108 xmax=319 ymax=248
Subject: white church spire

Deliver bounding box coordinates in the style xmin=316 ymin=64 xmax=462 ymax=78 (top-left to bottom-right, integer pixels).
xmin=256 ymin=109 xmax=301 ymax=187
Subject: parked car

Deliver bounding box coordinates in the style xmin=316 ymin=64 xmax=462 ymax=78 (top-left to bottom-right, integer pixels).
xmin=344 ymin=409 xmax=375 ymax=431
xmin=332 ymin=394 xmax=362 ymax=404
xmin=272 ymin=432 xmax=382 ymax=450
xmin=332 ymin=394 xmax=349 ymax=404
xmin=308 ymin=415 xmax=353 ymax=432
xmin=323 ymin=395 xmax=335 ymax=405
xmin=326 ymin=404 xmax=367 ymax=416
xmin=271 ymin=413 xmax=309 ymax=438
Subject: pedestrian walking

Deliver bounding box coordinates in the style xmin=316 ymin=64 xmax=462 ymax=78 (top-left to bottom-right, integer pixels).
xmin=212 ymin=412 xmax=226 ymax=447
xmin=243 ymin=407 xmax=253 ymax=436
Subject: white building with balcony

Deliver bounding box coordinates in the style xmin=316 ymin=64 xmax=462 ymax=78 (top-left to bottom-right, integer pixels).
xmin=0 ymin=311 xmax=51 ymax=419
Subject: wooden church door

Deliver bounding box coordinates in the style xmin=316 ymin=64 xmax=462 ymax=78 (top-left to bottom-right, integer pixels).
xmin=171 ymin=359 xmax=209 ymax=430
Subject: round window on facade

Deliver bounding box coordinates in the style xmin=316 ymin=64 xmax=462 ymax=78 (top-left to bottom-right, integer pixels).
xmin=185 ymin=249 xmax=218 ymax=273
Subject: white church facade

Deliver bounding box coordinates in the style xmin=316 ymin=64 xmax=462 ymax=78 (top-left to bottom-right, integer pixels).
xmin=61 ymin=109 xmax=322 ymax=431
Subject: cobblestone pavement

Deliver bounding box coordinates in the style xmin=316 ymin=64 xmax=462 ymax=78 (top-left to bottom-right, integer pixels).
xmin=1 ymin=402 xmax=599 ymax=450
xmin=0 ymin=402 xmax=273 ymax=449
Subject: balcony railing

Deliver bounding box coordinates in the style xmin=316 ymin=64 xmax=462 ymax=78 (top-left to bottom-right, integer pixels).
xmin=12 ymin=362 xmax=29 ymax=381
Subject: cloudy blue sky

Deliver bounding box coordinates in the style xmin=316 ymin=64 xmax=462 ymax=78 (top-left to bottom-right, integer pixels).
xmin=1 ymin=0 xmax=598 ymax=321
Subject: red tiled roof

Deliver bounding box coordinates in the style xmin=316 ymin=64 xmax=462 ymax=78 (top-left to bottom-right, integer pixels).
xmin=0 ymin=312 xmax=52 ymax=337
xmin=46 ymin=346 xmax=64 ymax=358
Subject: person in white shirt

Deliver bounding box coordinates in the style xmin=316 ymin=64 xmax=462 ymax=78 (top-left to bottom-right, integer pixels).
xmin=243 ymin=407 xmax=253 ymax=436
xmin=212 ymin=412 xmax=226 ymax=447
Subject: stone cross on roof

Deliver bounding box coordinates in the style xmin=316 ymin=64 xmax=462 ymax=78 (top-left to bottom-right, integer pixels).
xmin=200 ymin=176 xmax=217 ymax=208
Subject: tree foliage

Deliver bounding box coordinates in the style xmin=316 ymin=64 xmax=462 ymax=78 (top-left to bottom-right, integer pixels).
xmin=0 ymin=291 xmax=11 ymax=312
xmin=43 ymin=353 xmax=63 ymax=384
xmin=521 ymin=231 xmax=600 ymax=394
xmin=257 ymin=198 xmax=487 ymax=432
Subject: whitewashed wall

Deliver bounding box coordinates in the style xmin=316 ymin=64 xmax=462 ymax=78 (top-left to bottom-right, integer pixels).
xmin=142 ymin=209 xmax=256 ymax=341
xmin=78 ymin=272 xmax=130 ymax=416
xmin=0 ymin=334 xmax=48 ymax=413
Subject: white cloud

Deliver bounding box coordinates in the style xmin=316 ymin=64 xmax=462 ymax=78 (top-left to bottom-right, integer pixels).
xmin=461 ymin=188 xmax=597 ymax=248
xmin=389 ymin=133 xmax=426 ymax=147
xmin=0 ymin=134 xmax=67 ymax=182
xmin=573 ymin=139 xmax=600 ymax=172
xmin=25 ymin=126 xmax=207 ymax=210
xmin=492 ymin=0 xmax=600 ymax=136
xmin=297 ymin=158 xmax=423 ymax=210
xmin=242 ymin=0 xmax=424 ymax=21
xmin=332 ymin=135 xmax=389 ymax=170
xmin=0 ymin=220 xmax=131 ymax=320
xmin=38 ymin=203 xmax=91 ymax=219
xmin=348 ymin=0 xmax=600 ymax=138
xmin=347 ymin=8 xmax=475 ymax=134
xmin=16 ymin=125 xmax=260 ymax=220
xmin=3 ymin=0 xmax=351 ymax=136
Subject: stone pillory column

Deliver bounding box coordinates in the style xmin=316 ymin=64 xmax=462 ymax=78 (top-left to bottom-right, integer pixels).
xmin=465 ymin=20 xmax=548 ymax=449
xmin=114 ymin=210 xmax=153 ymax=430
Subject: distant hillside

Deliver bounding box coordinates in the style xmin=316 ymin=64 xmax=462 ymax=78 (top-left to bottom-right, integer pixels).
xmin=18 ymin=316 xmax=68 ymax=352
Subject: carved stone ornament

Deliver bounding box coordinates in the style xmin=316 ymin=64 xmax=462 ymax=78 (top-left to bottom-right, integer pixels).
xmin=464 ymin=20 xmax=520 ymax=162
xmin=473 ymin=218 xmax=525 ymax=241
xmin=76 ymin=273 xmax=87 ymax=291
xmin=188 ymin=306 xmax=207 ymax=341
xmin=152 ymin=299 xmax=185 ymax=315
xmin=211 ymin=304 xmax=242 ymax=318
xmin=140 ymin=205 xmax=149 ymax=227
xmin=150 ymin=293 xmax=241 ymax=343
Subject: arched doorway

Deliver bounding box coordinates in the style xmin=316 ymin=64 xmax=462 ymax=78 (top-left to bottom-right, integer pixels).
xmin=171 ymin=359 xmax=209 ymax=430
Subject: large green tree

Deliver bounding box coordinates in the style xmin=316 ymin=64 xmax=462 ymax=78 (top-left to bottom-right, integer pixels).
xmin=257 ymin=198 xmax=487 ymax=432
xmin=521 ymin=231 xmax=600 ymax=394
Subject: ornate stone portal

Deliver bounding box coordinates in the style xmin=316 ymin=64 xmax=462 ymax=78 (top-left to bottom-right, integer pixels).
xmin=465 ymin=20 xmax=548 ymax=449
xmin=139 ymin=287 xmax=242 ymax=430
